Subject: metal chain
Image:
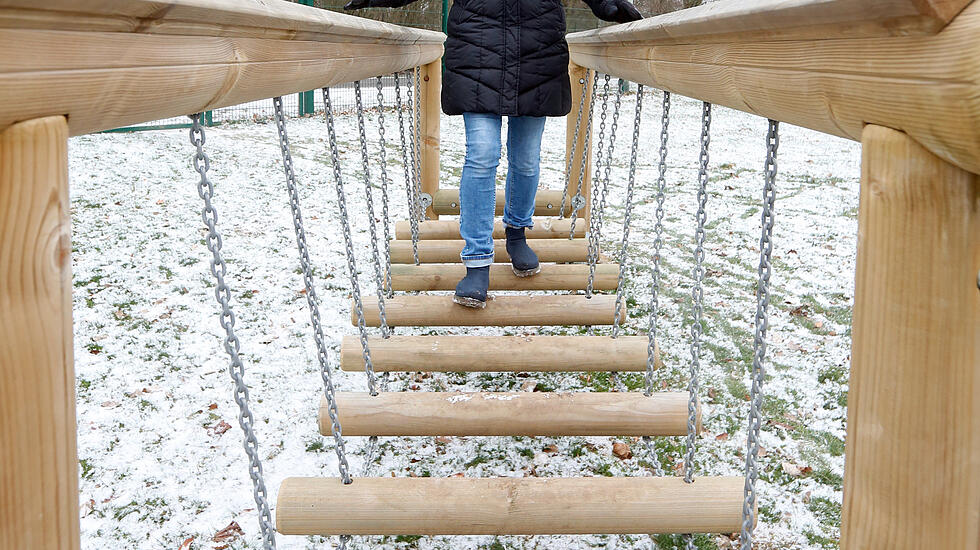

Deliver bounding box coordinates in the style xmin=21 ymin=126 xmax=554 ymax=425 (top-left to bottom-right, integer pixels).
xmin=322 ymin=87 xmax=380 ymax=396
xmin=612 ymin=84 xmax=644 ymax=338
xmin=586 ymin=74 xmax=623 ymax=301
xmin=188 ymin=114 xmax=277 ymax=549
xmin=394 ymin=72 xmax=421 ymax=264
xmin=413 ymin=67 xmax=424 ymax=216
xmin=582 ymin=74 xmax=612 ymax=299
xmin=271 ymin=96 xmax=353 ymax=485
xmin=375 ymin=76 xmax=394 ymax=298
xmin=685 ymin=102 xmax=712 ymax=489
xmin=353 ymin=80 xmax=391 ymax=339
xmin=560 ymin=71 xmax=589 ymax=219
xmin=740 ymin=120 xmax=780 ymax=549
xmin=568 ymin=70 xmax=600 ymax=238
xmin=645 ymin=91 xmax=671 ymax=397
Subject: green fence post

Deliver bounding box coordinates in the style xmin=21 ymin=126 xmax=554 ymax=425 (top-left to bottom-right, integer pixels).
xmin=299 ymin=0 xmax=317 ymax=115
xmin=205 ymin=110 xmax=214 ymax=126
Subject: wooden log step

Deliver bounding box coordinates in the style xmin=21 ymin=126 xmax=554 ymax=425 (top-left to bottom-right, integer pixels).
xmin=325 ymin=391 xmax=695 ymax=436
xmin=390 ymin=238 xmax=590 ymax=264
xmin=276 ymin=476 xmax=745 ymax=535
xmin=340 ymin=335 xmax=661 ymax=372
xmin=432 ymin=188 xmax=567 ymax=216
xmin=355 ymin=294 xmax=620 ymax=327
xmin=395 ymin=218 xmax=586 ymax=240
xmin=388 ymin=263 xmax=618 ymax=291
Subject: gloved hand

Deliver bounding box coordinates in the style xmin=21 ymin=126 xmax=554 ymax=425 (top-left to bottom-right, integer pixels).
xmin=343 ymin=0 xmax=415 ymax=10
xmin=586 ymin=0 xmax=643 ymax=23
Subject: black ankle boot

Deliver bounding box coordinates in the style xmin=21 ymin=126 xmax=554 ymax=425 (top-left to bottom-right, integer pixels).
xmin=505 ymin=226 xmax=540 ymax=277
xmin=453 ymin=266 xmax=490 ymax=308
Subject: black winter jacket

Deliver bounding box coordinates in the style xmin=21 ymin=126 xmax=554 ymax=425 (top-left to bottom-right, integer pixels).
xmin=443 ymin=0 xmax=571 ymax=117
xmin=346 ymin=0 xmax=639 ymax=117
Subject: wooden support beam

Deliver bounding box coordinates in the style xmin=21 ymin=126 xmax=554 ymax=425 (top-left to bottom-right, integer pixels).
xmin=840 ymin=125 xmax=980 ymax=550
xmin=394 ymin=218 xmax=586 ymax=240
xmin=567 ymin=63 xmax=594 ymax=222
xmin=566 ymin=0 xmax=980 ymax=175
xmin=326 ymin=391 xmax=696 ymax=436
xmin=342 ymin=335 xmax=660 ymax=372
xmin=355 ymin=295 xmax=620 ymax=327
xmin=419 ymin=59 xmax=441 ymax=220
xmin=276 ymin=476 xmax=746 ymax=535
xmin=0 ymin=0 xmax=445 ymax=135
xmin=389 ymin=239 xmax=590 ymax=264
xmin=0 ymin=117 xmax=79 ymax=550
xmin=432 ymin=189 xmax=566 ymax=217
xmin=388 ymin=263 xmax=618 ymax=291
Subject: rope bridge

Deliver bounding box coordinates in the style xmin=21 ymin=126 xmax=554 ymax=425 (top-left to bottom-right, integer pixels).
xmin=1 ymin=1 xmax=978 ymax=549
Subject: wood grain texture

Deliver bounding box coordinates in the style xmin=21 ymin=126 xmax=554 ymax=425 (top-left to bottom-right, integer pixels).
xmin=566 ymin=0 xmax=971 ymax=46
xmin=387 ymin=263 xmax=618 ymax=291
xmin=395 ymin=218 xmax=585 ymax=240
xmin=356 ymin=294 xmax=620 ymax=327
xmin=0 ymin=117 xmax=78 ymax=550
xmin=340 ymin=335 xmax=662 ymax=372
xmin=389 ymin=239 xmax=590 ymax=264
xmin=567 ymin=63 xmax=594 ymax=222
xmin=432 ymin=189 xmax=566 ymax=216
xmin=276 ymin=476 xmax=745 ymax=535
xmin=326 ymin=391 xmax=695 ymax=436
xmin=841 ymin=125 xmax=980 ymax=550
xmin=419 ymin=59 xmax=441 ymax=220
xmin=0 ymin=1 xmax=444 ymax=134
xmin=567 ymin=1 xmax=980 ymax=175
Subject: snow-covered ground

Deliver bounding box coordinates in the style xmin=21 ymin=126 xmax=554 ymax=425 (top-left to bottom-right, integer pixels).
xmin=69 ymin=90 xmax=860 ymax=550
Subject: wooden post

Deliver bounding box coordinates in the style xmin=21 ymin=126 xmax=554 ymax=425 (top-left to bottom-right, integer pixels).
xmin=0 ymin=116 xmax=79 ymax=550
xmin=841 ymin=125 xmax=980 ymax=549
xmin=566 ymin=62 xmax=593 ymax=221
xmin=419 ymin=58 xmax=441 ymax=220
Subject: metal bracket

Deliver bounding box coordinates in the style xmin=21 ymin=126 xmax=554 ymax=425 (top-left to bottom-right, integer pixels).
xmin=418 ymin=192 xmax=433 ymax=210
xmin=571 ymin=194 xmax=587 ymax=212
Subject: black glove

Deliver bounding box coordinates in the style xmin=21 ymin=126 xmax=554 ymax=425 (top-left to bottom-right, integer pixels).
xmin=586 ymin=0 xmax=643 ymax=23
xmin=344 ymin=0 xmax=416 ymax=10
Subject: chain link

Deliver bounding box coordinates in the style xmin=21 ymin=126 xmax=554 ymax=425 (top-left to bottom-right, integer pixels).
xmin=740 ymin=120 xmax=779 ymax=549
xmin=322 ymin=87 xmax=380 ymax=396
xmin=685 ymin=101 xmax=712 ymax=487
xmin=271 ymin=96 xmax=353 ymax=487
xmin=188 ymin=114 xmax=277 ymax=549
xmin=561 ymin=73 xmax=589 ymax=219
xmin=413 ymin=67 xmax=424 ymax=218
xmin=353 ymin=80 xmax=391 ymax=339
xmin=568 ymin=70 xmax=599 ymax=238
xmin=586 ymin=74 xmax=623 ymax=302
xmin=394 ymin=72 xmax=421 ymax=264
xmin=646 ymin=91 xmax=671 ymax=398
xmin=375 ymin=76 xmax=395 ymax=298
xmin=612 ymin=84 xmax=643 ymax=338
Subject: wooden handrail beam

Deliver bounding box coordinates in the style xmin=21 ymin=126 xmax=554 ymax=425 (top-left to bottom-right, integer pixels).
xmin=566 ymin=0 xmax=980 ymax=175
xmin=0 ymin=0 xmax=445 ymax=135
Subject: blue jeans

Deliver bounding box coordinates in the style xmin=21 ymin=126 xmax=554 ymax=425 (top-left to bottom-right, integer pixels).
xmin=459 ymin=113 xmax=547 ymax=267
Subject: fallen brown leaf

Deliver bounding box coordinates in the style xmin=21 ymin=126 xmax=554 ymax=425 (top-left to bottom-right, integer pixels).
xmin=212 ymin=521 xmax=244 ymax=543
xmin=612 ymin=442 xmax=633 ymax=460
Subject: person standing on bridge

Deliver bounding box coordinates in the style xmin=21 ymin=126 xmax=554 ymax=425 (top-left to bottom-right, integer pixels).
xmin=346 ymin=0 xmax=642 ymax=308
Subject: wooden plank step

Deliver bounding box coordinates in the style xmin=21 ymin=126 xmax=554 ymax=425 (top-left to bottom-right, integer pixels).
xmin=388 ymin=263 xmax=618 ymax=291
xmin=395 ymin=218 xmax=586 ymax=240
xmin=340 ymin=335 xmax=661 ymax=372
xmin=432 ymin=188 xmax=567 ymax=216
xmin=325 ymin=391 xmax=695 ymax=436
xmin=390 ymin=238 xmax=590 ymax=264
xmin=355 ymin=294 xmax=619 ymax=327
xmin=276 ymin=476 xmax=745 ymax=535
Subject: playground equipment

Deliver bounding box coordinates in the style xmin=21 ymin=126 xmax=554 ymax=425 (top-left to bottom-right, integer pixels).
xmin=1 ymin=0 xmax=978 ymax=549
